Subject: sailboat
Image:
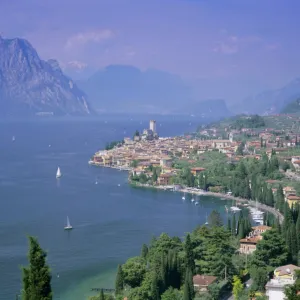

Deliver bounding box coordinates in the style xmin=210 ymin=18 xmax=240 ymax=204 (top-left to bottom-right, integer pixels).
xmin=205 ymin=214 xmax=209 ymax=225
xmin=64 ymin=216 xmax=73 ymax=230
xmin=182 ymin=192 xmax=186 ymax=200
xmin=12 ymin=136 xmax=15 ymax=142
xmin=56 ymin=167 xmax=62 ymax=179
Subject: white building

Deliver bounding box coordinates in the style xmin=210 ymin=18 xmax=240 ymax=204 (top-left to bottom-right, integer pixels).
xmin=265 ymin=264 xmax=300 ymax=300
xmin=150 ymin=120 xmax=156 ymax=133
xmin=265 ymin=278 xmax=294 ymax=300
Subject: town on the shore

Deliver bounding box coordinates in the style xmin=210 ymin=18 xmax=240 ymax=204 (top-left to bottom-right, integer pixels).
xmin=89 ymin=115 xmax=300 ymax=300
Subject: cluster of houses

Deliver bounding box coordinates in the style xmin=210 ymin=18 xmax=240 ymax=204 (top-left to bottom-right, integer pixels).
xmin=90 ymin=136 xmax=236 ymax=184
xmin=238 ymin=225 xmax=300 ymax=300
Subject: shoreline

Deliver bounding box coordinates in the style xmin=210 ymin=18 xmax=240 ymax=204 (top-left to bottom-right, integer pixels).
xmin=89 ymin=160 xmax=284 ymax=223
xmin=131 ymin=182 xmax=284 ymax=223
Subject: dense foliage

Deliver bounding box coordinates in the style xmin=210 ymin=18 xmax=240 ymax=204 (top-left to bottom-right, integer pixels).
xmin=230 ymin=115 xmax=266 ymax=130
xmin=105 ymin=140 xmax=124 ymax=150
xmin=113 ymin=213 xmax=248 ymax=300
xmin=21 ymin=236 xmax=52 ymax=300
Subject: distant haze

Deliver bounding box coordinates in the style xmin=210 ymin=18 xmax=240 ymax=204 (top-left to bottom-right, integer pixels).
xmin=1 ymin=0 xmax=300 ymax=116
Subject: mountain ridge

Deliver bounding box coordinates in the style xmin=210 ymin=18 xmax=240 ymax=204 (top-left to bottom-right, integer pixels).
xmin=0 ymin=36 xmax=93 ymax=116
xmin=77 ymin=65 xmax=232 ymax=119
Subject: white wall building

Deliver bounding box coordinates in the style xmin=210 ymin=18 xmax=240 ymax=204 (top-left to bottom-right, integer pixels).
xmin=265 ymin=278 xmax=294 ymax=300
xmin=265 ymin=264 xmax=300 ymax=300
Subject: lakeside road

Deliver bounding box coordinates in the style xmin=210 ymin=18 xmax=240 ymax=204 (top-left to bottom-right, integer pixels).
xmin=131 ymin=183 xmax=284 ymax=223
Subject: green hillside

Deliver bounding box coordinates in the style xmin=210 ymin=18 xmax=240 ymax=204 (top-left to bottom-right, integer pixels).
xmin=281 ymin=98 xmax=300 ymax=114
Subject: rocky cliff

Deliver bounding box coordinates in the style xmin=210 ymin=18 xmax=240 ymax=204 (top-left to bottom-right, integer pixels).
xmin=0 ymin=36 xmax=93 ymax=116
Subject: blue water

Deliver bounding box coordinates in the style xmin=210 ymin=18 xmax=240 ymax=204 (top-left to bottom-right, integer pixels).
xmin=0 ymin=117 xmax=231 ymax=300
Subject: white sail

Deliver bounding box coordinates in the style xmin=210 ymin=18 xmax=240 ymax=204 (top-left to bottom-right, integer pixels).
xmin=64 ymin=216 xmax=73 ymax=230
xmin=56 ymin=167 xmax=61 ymax=178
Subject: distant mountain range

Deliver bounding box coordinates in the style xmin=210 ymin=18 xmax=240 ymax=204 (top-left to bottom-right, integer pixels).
xmin=3 ymin=35 xmax=300 ymax=119
xmin=0 ymin=36 xmax=93 ymax=116
xmin=77 ymin=65 xmax=232 ymax=120
xmin=239 ymin=78 xmax=300 ymax=115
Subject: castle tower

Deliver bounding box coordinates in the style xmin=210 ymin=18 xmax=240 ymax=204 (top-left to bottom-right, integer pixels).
xmin=150 ymin=120 xmax=156 ymax=133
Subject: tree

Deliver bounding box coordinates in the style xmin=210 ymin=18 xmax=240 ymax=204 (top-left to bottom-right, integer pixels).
xmin=152 ymin=168 xmax=158 ymax=183
xmin=185 ymin=234 xmax=195 ymax=274
xmin=227 ymin=218 xmax=231 ymax=232
xmin=183 ymin=268 xmax=194 ymax=300
xmin=251 ymin=229 xmax=288 ymax=269
xmin=141 ymin=244 xmax=149 ymax=259
xmin=151 ymin=272 xmax=160 ymax=300
xmin=161 ymin=287 xmax=182 ymax=300
xmin=100 ymin=289 xmax=105 ymax=300
xmin=122 ymin=256 xmax=146 ymax=288
xmin=208 ymin=283 xmax=221 ymax=300
xmin=276 ymin=185 xmax=285 ymax=213
xmin=131 ymin=160 xmax=139 ymax=168
xmin=284 ymin=270 xmax=300 ymax=300
xmin=115 ymin=265 xmax=124 ymax=294
xmin=208 ymin=210 xmax=223 ymax=227
xmin=265 ymin=188 xmax=274 ymax=207
xmin=236 ymin=142 xmax=244 ymax=156
xmin=232 ymin=275 xmax=243 ymax=299
xmin=296 ymin=214 xmax=300 ymax=251
xmin=249 ymin=267 xmax=269 ymax=291
xmin=231 ymin=214 xmax=236 ymax=236
xmin=287 ymin=223 xmax=298 ymax=263
xmin=21 ymin=236 xmax=52 ymax=300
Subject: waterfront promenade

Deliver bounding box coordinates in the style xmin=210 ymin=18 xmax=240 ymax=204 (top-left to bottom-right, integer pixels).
xmin=131 ymin=183 xmax=284 ymax=223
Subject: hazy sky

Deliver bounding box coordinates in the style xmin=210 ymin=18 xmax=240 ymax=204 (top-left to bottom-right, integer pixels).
xmin=0 ymin=0 xmax=299 ymax=101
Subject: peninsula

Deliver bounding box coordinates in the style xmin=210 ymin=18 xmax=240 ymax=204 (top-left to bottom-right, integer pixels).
xmin=89 ymin=114 xmax=300 ymax=300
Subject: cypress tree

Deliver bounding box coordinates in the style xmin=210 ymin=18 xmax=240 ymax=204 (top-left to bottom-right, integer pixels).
xmin=274 ymin=216 xmax=281 ymax=234
xmin=283 ymin=202 xmax=293 ymax=235
xmin=291 ymin=223 xmax=298 ymax=262
xmin=99 ymin=289 xmax=105 ymax=300
xmin=115 ymin=265 xmax=124 ymax=295
xmin=183 ymin=268 xmax=194 ymax=300
xmin=276 ymin=185 xmax=285 ymax=213
xmin=141 ymin=244 xmax=148 ymax=259
xmin=286 ymin=228 xmax=294 ymax=262
xmin=185 ymin=234 xmax=195 ymax=274
xmin=266 ymin=188 xmax=274 ymax=207
xmin=160 ymin=253 xmax=167 ymax=290
xmin=22 ymin=236 xmax=52 ymax=300
xmin=244 ymin=179 xmax=252 ymax=199
xmin=231 ymin=214 xmax=236 ymax=236
xmin=151 ymin=272 xmax=160 ymax=300
xmin=152 ymin=168 xmax=158 ymax=182
xmin=296 ymin=214 xmax=300 ymax=251
xmin=238 ymin=219 xmax=245 ymax=239
xmin=227 ymin=218 xmax=231 ymax=232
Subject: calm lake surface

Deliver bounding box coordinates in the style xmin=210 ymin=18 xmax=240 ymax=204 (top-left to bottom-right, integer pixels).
xmin=0 ymin=116 xmax=232 ymax=300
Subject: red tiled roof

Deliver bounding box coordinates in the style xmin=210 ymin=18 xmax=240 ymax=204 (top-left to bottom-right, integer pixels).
xmin=191 ymin=167 xmax=206 ymax=171
xmin=275 ymin=264 xmax=300 ymax=276
xmin=193 ymin=275 xmax=217 ymax=286
xmin=240 ymin=236 xmax=262 ymax=244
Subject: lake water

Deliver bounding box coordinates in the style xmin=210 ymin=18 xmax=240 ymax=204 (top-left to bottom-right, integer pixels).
xmin=0 ymin=117 xmax=232 ymax=300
